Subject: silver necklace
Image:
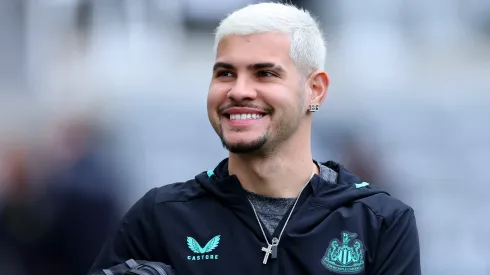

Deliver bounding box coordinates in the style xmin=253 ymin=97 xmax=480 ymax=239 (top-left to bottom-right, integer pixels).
xmin=248 ymin=171 xmax=315 ymax=265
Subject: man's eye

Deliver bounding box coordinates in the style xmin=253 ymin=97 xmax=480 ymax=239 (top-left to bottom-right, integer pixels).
xmin=257 ymin=71 xmax=275 ymax=77
xmin=216 ymin=71 xmax=234 ymax=77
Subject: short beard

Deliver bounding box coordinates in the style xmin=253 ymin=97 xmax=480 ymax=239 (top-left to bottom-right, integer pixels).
xmin=220 ymin=134 xmax=267 ymax=154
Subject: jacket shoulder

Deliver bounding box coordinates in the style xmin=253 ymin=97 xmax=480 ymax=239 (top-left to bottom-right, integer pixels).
xmin=153 ymin=178 xmax=206 ymax=203
xmin=357 ymin=192 xmax=414 ymax=225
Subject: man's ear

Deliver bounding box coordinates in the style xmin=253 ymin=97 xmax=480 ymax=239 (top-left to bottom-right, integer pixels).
xmin=308 ymin=70 xmax=329 ymax=106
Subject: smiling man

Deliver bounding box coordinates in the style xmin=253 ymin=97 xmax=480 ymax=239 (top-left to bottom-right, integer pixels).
xmin=89 ymin=3 xmax=421 ymax=275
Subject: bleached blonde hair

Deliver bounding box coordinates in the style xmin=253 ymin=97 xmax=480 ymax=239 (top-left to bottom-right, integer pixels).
xmin=213 ymin=2 xmax=326 ymax=76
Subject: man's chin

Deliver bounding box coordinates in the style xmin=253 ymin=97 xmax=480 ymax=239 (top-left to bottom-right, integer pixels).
xmin=221 ymin=138 xmax=267 ymax=154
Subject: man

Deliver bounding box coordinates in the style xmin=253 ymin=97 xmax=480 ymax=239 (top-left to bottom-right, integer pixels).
xmin=89 ymin=3 xmax=421 ymax=274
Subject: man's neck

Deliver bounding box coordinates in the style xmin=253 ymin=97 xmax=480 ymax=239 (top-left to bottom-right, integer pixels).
xmin=228 ymin=136 xmax=319 ymax=198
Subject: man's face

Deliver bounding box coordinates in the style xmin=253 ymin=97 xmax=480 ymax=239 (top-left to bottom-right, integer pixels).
xmin=207 ymin=32 xmax=307 ymax=154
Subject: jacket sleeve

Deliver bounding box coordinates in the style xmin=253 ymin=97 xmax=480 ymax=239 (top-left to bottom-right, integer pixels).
xmin=87 ymin=188 xmax=159 ymax=274
xmin=371 ymin=208 xmax=421 ymax=275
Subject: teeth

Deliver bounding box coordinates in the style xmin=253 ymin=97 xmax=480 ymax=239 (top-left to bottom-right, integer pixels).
xmin=230 ymin=113 xmax=264 ymax=120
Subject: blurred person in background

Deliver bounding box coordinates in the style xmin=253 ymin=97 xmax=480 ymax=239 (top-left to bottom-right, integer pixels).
xmin=337 ymin=131 xmax=389 ymax=190
xmin=313 ymin=124 xmax=390 ymax=191
xmin=40 ymin=116 xmax=123 ymax=275
xmin=90 ymin=3 xmax=420 ymax=274
xmin=0 ymin=143 xmax=33 ymax=275
xmin=0 ymin=116 xmax=123 ymax=275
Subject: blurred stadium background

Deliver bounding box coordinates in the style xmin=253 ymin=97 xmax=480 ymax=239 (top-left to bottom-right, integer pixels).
xmin=0 ymin=0 xmax=489 ymax=274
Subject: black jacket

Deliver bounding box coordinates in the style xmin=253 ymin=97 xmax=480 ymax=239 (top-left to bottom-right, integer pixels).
xmin=89 ymin=159 xmax=420 ymax=274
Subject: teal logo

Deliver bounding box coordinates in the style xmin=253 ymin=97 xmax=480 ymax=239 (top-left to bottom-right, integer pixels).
xmin=186 ymin=235 xmax=220 ymax=261
xmin=322 ymin=231 xmax=365 ymax=274
xmin=355 ymin=182 xmax=369 ymax=188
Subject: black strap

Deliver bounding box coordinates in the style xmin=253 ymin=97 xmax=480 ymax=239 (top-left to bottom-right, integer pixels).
xmin=143 ymin=262 xmax=168 ymax=275
xmin=125 ymin=259 xmax=138 ymax=269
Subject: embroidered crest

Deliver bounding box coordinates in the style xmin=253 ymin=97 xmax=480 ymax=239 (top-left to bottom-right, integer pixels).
xmin=321 ymin=231 xmax=365 ymax=274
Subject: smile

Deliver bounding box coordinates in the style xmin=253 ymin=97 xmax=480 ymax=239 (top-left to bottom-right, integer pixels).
xmin=229 ymin=113 xmax=264 ymax=120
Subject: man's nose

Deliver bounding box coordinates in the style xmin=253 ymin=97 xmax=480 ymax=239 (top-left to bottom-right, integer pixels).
xmin=227 ymin=76 xmax=257 ymax=101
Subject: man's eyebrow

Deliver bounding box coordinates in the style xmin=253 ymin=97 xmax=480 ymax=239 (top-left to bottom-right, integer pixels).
xmin=212 ymin=62 xmax=235 ymax=72
xmin=212 ymin=62 xmax=285 ymax=73
xmin=248 ymin=63 xmax=285 ymax=73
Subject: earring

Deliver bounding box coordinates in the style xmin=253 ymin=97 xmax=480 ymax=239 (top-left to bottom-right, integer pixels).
xmin=309 ymin=104 xmax=320 ymax=112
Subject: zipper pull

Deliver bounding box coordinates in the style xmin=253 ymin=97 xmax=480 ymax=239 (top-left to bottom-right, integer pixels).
xmin=271 ymin=237 xmax=279 ymax=259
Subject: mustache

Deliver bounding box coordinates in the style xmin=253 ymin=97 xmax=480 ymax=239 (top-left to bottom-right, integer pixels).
xmin=218 ymin=102 xmax=273 ymax=115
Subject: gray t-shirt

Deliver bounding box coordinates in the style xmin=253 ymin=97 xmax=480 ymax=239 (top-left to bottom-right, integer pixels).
xmin=246 ymin=164 xmax=338 ymax=234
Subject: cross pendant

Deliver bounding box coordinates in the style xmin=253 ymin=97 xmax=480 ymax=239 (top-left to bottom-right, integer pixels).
xmin=261 ymin=244 xmax=273 ymax=264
